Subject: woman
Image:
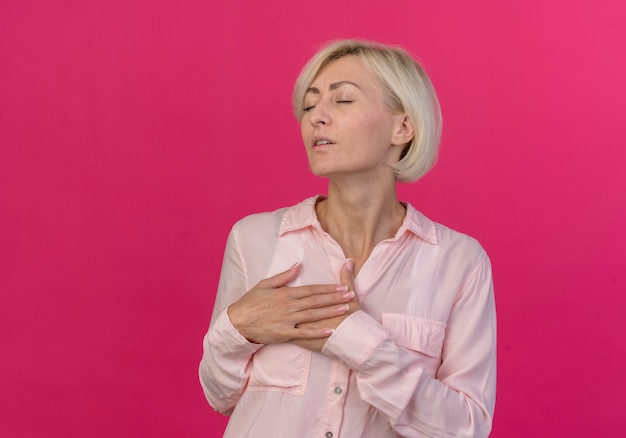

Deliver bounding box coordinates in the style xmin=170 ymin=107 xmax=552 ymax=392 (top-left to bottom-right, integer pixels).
xmin=199 ymin=40 xmax=496 ymax=438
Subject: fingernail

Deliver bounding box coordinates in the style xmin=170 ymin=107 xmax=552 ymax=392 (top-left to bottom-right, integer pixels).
xmin=346 ymin=258 xmax=354 ymax=273
xmin=336 ymin=304 xmax=349 ymax=313
xmin=341 ymin=291 xmax=355 ymax=300
xmin=290 ymin=261 xmax=301 ymax=270
xmin=336 ymin=285 xmax=349 ymax=292
xmin=323 ymin=328 xmax=334 ymax=336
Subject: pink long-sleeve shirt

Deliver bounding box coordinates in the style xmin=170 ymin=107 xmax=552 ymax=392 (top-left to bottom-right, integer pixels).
xmin=199 ymin=196 xmax=496 ymax=437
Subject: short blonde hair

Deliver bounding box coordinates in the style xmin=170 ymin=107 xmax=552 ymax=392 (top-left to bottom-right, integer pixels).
xmin=293 ymin=40 xmax=442 ymax=183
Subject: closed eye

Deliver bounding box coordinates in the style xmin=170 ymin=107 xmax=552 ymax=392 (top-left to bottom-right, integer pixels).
xmin=337 ymin=100 xmax=352 ymax=104
xmin=303 ymin=105 xmax=315 ymax=112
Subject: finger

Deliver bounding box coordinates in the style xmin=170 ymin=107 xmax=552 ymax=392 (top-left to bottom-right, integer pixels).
xmin=290 ymin=326 xmax=335 ymax=340
xmin=289 ymin=283 xmax=349 ymax=300
xmin=292 ymin=303 xmax=350 ymax=324
xmin=340 ymin=258 xmax=356 ymax=292
xmin=257 ymin=261 xmax=301 ymax=289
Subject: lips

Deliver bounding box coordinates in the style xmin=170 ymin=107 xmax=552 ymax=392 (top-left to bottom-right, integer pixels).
xmin=312 ymin=136 xmax=335 ymax=148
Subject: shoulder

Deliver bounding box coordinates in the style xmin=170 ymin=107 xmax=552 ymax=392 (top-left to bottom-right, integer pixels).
xmin=406 ymin=204 xmax=489 ymax=267
xmin=232 ymin=208 xmax=287 ymax=235
xmin=435 ymin=221 xmax=487 ymax=259
xmin=230 ymin=196 xmax=318 ymax=241
xmin=410 ymin=210 xmax=494 ymax=300
xmin=233 ymin=207 xmax=289 ymax=230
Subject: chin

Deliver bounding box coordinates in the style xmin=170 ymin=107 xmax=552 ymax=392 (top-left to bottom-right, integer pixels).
xmin=307 ymin=161 xmax=332 ymax=177
xmin=309 ymin=168 xmax=331 ymax=178
xmin=308 ymin=162 xmax=340 ymax=176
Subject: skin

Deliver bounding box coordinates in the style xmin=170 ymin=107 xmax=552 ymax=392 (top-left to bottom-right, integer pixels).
xmin=228 ymin=55 xmax=414 ymax=352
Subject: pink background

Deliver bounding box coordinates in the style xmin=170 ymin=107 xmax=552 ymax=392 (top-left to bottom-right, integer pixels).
xmin=1 ymin=0 xmax=625 ymax=436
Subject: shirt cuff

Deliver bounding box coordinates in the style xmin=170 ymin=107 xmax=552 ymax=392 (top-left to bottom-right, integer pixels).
xmin=322 ymin=310 xmax=388 ymax=371
xmin=208 ymin=309 xmax=264 ymax=356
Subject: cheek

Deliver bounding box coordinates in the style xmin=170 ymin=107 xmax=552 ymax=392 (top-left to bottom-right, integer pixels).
xmin=355 ymin=113 xmax=394 ymax=145
xmin=300 ymin=119 xmax=311 ymax=139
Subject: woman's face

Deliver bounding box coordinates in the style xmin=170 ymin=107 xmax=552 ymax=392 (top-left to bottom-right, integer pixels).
xmin=300 ymin=56 xmax=410 ymax=181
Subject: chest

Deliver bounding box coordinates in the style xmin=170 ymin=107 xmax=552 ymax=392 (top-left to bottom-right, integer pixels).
xmin=252 ymin=228 xmax=463 ymax=325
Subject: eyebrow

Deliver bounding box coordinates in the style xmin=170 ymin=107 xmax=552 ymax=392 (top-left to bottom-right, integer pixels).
xmin=305 ymin=80 xmax=361 ymax=95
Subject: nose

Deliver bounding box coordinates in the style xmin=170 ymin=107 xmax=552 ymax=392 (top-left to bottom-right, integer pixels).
xmin=308 ymin=101 xmax=331 ymax=126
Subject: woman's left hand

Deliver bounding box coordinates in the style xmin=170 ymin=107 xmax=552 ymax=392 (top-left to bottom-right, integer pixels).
xmin=289 ymin=259 xmax=361 ymax=352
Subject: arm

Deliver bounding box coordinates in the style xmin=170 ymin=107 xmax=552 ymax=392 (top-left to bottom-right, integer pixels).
xmin=199 ymin=228 xmax=356 ymax=414
xmin=323 ymin=255 xmax=496 ymax=437
xmin=199 ymin=228 xmax=261 ymax=414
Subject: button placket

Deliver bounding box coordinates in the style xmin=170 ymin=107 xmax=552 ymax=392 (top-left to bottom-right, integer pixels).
xmin=320 ymin=359 xmax=350 ymax=438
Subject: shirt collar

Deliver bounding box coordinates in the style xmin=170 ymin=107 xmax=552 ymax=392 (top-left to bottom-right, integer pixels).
xmin=279 ymin=195 xmax=439 ymax=245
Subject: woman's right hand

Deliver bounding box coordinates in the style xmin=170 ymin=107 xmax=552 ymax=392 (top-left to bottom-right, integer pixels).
xmin=227 ymin=262 xmax=354 ymax=345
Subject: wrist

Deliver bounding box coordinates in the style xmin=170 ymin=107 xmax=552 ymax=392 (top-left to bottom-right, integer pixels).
xmin=227 ymin=304 xmax=259 ymax=344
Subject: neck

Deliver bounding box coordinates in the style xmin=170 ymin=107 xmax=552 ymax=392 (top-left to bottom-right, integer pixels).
xmin=316 ymin=177 xmax=406 ymax=274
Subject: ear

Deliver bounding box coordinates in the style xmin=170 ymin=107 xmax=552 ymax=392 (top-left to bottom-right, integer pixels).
xmin=391 ymin=114 xmax=415 ymax=146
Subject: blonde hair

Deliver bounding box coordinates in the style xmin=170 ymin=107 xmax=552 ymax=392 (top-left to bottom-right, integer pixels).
xmin=293 ymin=40 xmax=442 ymax=183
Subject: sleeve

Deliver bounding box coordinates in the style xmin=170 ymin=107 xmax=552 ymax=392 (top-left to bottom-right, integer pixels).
xmin=322 ymin=254 xmax=496 ymax=438
xmin=198 ymin=227 xmax=263 ymax=415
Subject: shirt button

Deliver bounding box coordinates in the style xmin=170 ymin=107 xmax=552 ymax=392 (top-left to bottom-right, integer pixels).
xmin=334 ymin=386 xmax=343 ymax=395
xmin=325 ymin=432 xmax=333 ymax=438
